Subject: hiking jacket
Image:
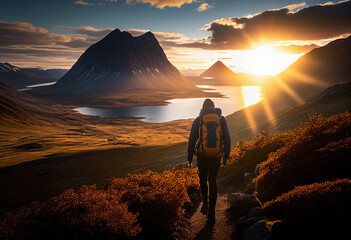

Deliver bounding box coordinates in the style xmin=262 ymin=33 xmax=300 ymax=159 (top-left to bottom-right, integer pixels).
xmin=187 ymin=108 xmax=231 ymax=163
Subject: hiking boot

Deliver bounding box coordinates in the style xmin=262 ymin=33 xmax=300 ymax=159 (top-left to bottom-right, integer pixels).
xmin=200 ymin=202 xmax=208 ymax=215
xmin=208 ymin=208 xmax=215 ymax=223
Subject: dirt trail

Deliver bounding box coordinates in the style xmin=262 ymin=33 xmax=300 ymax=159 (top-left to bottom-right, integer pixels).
xmin=183 ymin=194 xmax=233 ymax=240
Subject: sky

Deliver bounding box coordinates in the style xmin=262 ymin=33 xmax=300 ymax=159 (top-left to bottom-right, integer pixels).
xmin=0 ymin=0 xmax=350 ymax=75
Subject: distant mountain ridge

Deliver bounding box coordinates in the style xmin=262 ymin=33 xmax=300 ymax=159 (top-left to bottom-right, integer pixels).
xmin=0 ymin=62 xmax=57 ymax=89
xmin=40 ymin=29 xmax=198 ymax=96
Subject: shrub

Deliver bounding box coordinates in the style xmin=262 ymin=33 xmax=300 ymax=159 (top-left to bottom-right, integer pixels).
xmin=106 ymin=168 xmax=200 ymax=236
xmin=254 ymin=113 xmax=351 ymax=202
xmin=0 ymin=185 xmax=140 ymax=240
xmin=0 ymin=168 xmax=200 ymax=240
xmin=219 ymin=130 xmax=288 ymax=191
xmin=262 ymin=179 xmax=351 ymax=238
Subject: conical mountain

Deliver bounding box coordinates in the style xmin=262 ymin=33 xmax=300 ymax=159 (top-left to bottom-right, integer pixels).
xmin=43 ymin=29 xmax=197 ymax=96
xmin=201 ymin=61 xmax=236 ymax=79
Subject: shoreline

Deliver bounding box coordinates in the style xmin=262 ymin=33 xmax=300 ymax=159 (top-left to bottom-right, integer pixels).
xmin=28 ymin=86 xmax=224 ymax=108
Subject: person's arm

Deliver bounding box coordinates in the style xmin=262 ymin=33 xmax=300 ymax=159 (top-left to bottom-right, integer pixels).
xmin=221 ymin=116 xmax=231 ymax=165
xmin=187 ymin=117 xmax=200 ymax=163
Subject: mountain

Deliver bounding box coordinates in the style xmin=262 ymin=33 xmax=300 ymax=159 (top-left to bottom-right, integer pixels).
xmin=263 ymin=35 xmax=351 ymax=110
xmin=46 ymin=69 xmax=69 ymax=79
xmin=201 ymin=60 xmax=236 ymax=79
xmin=199 ymin=60 xmax=261 ymax=85
xmin=0 ymin=62 xmax=57 ymax=89
xmin=38 ymin=29 xmax=198 ymax=97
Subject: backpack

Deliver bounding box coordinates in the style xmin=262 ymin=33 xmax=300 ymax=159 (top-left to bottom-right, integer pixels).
xmin=195 ymin=108 xmax=223 ymax=158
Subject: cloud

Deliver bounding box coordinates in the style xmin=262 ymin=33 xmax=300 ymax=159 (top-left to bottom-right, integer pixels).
xmin=73 ymin=0 xmax=105 ymax=6
xmin=74 ymin=0 xmax=94 ymax=6
xmin=196 ymin=3 xmax=213 ymax=12
xmin=73 ymin=0 xmax=199 ymax=9
xmin=125 ymin=0 xmax=197 ymax=9
xmin=204 ymin=0 xmax=351 ymax=50
xmin=284 ymin=2 xmax=306 ymax=11
xmin=0 ymin=21 xmax=197 ymax=68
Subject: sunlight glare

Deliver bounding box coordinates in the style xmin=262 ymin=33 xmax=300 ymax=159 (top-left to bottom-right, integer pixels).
xmin=242 ymin=86 xmax=262 ymax=107
xmin=245 ymin=45 xmax=301 ymax=76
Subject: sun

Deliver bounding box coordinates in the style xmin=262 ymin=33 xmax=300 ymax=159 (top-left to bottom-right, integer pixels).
xmin=247 ymin=45 xmax=300 ymax=76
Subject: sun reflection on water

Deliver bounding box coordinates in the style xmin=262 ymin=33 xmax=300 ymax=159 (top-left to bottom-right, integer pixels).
xmin=242 ymin=86 xmax=262 ymax=107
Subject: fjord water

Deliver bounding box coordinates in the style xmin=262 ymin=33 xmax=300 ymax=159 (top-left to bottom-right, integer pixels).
xmin=75 ymin=85 xmax=262 ymax=123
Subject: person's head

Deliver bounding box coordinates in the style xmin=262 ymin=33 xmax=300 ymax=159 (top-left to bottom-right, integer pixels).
xmin=202 ymin=98 xmax=215 ymax=109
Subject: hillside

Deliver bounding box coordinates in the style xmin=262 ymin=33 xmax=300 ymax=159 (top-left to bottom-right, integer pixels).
xmin=0 ymin=81 xmax=63 ymax=126
xmin=221 ymin=112 xmax=351 ymax=239
xmin=226 ymin=80 xmax=351 ymax=143
xmin=1 ymin=112 xmax=349 ymax=239
xmin=0 ymin=62 xmax=56 ymax=89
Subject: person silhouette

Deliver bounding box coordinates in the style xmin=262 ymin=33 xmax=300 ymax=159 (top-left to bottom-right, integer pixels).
xmin=187 ymin=98 xmax=231 ymax=222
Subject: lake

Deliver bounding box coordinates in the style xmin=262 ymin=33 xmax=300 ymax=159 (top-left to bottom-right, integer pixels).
xmin=75 ymin=85 xmax=262 ymax=123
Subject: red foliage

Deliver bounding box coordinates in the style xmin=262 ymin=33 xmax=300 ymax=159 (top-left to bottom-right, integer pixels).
xmin=254 ymin=113 xmax=351 ymax=202
xmin=0 ymin=168 xmax=200 ymax=239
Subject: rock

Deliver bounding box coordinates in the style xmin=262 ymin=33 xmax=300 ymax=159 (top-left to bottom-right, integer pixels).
xmin=227 ymin=193 xmax=253 ymax=203
xmin=235 ymin=207 xmax=265 ymax=237
xmin=244 ymin=220 xmax=272 ymax=240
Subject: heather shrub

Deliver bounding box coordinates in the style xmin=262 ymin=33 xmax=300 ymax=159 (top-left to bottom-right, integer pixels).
xmin=262 ymin=179 xmax=351 ymax=238
xmin=0 ymin=185 xmax=140 ymax=240
xmin=0 ymin=167 xmax=200 ymax=239
xmin=106 ymin=168 xmax=200 ymax=236
xmin=219 ymin=130 xmax=288 ymax=191
xmin=254 ymin=112 xmax=351 ymax=202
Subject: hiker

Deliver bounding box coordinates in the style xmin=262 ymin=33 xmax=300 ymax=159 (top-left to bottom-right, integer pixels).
xmin=187 ymin=98 xmax=231 ymax=222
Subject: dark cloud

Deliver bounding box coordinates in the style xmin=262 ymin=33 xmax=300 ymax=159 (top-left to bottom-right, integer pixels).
xmin=0 ymin=21 xmax=193 ymax=68
xmin=206 ymin=1 xmax=351 ymax=50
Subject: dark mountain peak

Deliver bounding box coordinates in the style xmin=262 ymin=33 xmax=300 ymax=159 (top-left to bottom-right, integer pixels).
xmin=213 ymin=60 xmax=226 ymax=67
xmin=201 ymin=60 xmax=235 ymax=77
xmin=137 ymin=31 xmax=156 ymax=40
xmin=103 ymin=28 xmax=133 ymax=41
xmin=43 ymin=27 xmax=197 ymax=96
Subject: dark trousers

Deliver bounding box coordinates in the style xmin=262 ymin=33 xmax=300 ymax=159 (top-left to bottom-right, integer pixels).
xmin=197 ymin=157 xmax=220 ymax=210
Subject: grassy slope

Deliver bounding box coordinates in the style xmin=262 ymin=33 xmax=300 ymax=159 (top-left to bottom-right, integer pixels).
xmin=225 ymin=81 xmax=351 ymax=143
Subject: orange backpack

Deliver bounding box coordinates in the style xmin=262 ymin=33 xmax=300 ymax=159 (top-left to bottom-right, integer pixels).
xmin=195 ymin=108 xmax=223 ymax=158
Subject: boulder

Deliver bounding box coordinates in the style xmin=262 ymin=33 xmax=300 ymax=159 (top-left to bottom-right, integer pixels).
xmin=244 ymin=220 xmax=272 ymax=240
